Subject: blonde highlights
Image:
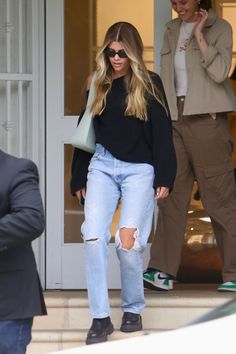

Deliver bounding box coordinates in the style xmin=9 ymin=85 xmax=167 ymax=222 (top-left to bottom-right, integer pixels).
xmin=91 ymin=22 xmax=166 ymax=121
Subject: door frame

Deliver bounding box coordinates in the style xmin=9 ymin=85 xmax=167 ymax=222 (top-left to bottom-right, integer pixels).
xmin=31 ymin=0 xmax=46 ymax=289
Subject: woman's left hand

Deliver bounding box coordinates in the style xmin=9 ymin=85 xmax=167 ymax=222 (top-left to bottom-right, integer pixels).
xmin=155 ymin=187 xmax=169 ymax=200
xmin=194 ymin=8 xmax=208 ymax=35
xmin=193 ymin=8 xmax=209 ymax=55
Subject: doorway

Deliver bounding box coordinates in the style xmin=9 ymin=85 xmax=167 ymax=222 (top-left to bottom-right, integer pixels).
xmin=46 ymin=0 xmax=167 ymax=289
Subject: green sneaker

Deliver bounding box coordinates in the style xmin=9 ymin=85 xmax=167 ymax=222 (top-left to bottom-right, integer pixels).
xmin=217 ymin=281 xmax=236 ymax=292
xmin=143 ymin=269 xmax=173 ymax=291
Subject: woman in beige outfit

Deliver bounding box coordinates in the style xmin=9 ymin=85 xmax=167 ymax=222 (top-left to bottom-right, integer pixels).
xmin=144 ymin=0 xmax=236 ymax=292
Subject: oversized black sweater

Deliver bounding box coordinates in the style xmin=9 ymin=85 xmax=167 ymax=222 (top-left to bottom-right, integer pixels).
xmin=70 ymin=72 xmax=176 ymax=195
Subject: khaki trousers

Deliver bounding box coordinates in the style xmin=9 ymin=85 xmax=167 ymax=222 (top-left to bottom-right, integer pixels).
xmin=149 ymin=98 xmax=236 ymax=282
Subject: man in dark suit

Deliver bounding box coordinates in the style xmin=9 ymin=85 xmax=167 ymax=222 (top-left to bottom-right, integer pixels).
xmin=0 ymin=149 xmax=47 ymax=354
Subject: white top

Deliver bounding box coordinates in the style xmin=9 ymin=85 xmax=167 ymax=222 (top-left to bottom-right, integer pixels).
xmin=174 ymin=21 xmax=196 ymax=96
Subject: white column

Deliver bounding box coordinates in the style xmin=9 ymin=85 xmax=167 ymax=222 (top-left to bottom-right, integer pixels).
xmin=154 ymin=0 xmax=172 ymax=73
xmin=153 ymin=1 xmax=172 ymax=229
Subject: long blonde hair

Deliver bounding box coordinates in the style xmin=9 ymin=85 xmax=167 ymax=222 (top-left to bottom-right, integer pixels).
xmin=91 ymin=22 xmax=166 ymax=121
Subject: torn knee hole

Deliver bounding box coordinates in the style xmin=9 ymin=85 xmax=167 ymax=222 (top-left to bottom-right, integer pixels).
xmin=86 ymin=238 xmax=98 ymax=243
xmin=116 ymin=227 xmax=139 ymax=251
xmin=119 ymin=228 xmax=138 ymax=250
xmin=121 ymin=242 xmax=134 ymax=250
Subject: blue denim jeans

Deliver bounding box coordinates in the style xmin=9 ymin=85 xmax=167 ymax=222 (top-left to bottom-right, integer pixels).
xmin=0 ymin=318 xmax=33 ymax=354
xmin=82 ymin=144 xmax=155 ymax=318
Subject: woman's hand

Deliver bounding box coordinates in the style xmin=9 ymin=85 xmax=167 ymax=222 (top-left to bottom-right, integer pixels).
xmin=75 ymin=188 xmax=86 ymax=200
xmin=193 ymin=8 xmax=209 ymax=56
xmin=194 ymin=8 xmax=208 ymax=36
xmin=155 ymin=187 xmax=169 ymax=200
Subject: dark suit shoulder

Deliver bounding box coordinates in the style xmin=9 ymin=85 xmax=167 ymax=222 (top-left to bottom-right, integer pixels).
xmin=16 ymin=158 xmax=38 ymax=176
xmin=0 ymin=151 xmax=38 ymax=177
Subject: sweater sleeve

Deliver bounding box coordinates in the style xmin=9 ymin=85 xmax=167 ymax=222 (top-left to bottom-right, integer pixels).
xmin=149 ymin=73 xmax=176 ymax=189
xmin=70 ymin=109 xmax=93 ymax=195
xmin=201 ymin=21 xmax=233 ymax=83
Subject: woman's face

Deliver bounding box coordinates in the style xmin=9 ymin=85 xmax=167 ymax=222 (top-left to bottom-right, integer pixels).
xmin=171 ymin=0 xmax=199 ymax=22
xmin=106 ymin=41 xmax=130 ymax=78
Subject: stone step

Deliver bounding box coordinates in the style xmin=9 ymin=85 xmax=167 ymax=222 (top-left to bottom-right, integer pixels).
xmin=27 ymin=284 xmax=235 ymax=354
xmin=27 ymin=329 xmax=162 ymax=354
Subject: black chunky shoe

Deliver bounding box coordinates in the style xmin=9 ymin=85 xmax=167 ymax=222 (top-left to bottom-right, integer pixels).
xmin=120 ymin=312 xmax=142 ymax=332
xmin=86 ymin=317 xmax=114 ymax=345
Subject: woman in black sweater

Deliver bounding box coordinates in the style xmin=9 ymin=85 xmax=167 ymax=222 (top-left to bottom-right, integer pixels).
xmin=70 ymin=22 xmax=176 ymax=345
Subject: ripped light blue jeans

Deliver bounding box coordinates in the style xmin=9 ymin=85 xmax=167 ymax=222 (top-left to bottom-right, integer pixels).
xmin=81 ymin=144 xmax=155 ymax=318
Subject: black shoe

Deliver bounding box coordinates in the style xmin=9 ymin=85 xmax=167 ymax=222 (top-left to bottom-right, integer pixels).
xmin=120 ymin=312 xmax=142 ymax=332
xmin=86 ymin=317 xmax=114 ymax=345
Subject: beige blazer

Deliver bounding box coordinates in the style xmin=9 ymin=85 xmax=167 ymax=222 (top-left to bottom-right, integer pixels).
xmin=160 ymin=9 xmax=236 ymax=120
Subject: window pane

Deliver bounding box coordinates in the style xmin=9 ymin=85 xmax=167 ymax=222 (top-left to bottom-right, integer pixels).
xmin=64 ymin=0 xmax=92 ymax=115
xmin=0 ymin=0 xmax=28 ymax=73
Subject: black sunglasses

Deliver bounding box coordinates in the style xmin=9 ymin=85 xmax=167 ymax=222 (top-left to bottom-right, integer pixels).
xmin=104 ymin=48 xmax=128 ymax=58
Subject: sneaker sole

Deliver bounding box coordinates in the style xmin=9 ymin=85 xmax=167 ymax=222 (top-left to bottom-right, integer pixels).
xmin=217 ymin=287 xmax=236 ymax=292
xmin=143 ymin=279 xmax=172 ymax=291
xmin=86 ymin=323 xmax=114 ymax=345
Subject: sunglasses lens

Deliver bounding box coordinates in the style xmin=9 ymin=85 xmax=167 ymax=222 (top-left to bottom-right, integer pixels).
xmin=106 ymin=49 xmax=115 ymax=57
xmin=118 ymin=50 xmax=128 ymax=58
xmin=105 ymin=48 xmax=127 ymax=58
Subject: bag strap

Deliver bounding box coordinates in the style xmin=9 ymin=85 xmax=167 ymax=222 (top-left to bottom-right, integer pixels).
xmin=86 ymin=73 xmax=97 ymax=112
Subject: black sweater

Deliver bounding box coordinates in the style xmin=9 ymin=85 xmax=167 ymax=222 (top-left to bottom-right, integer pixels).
xmin=70 ymin=72 xmax=176 ymax=195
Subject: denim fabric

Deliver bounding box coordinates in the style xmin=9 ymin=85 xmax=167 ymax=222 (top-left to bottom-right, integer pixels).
xmin=0 ymin=318 xmax=33 ymax=354
xmin=82 ymin=144 xmax=155 ymax=318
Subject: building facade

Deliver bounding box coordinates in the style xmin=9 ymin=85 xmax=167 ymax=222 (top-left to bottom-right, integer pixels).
xmin=0 ymin=0 xmax=235 ymax=289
